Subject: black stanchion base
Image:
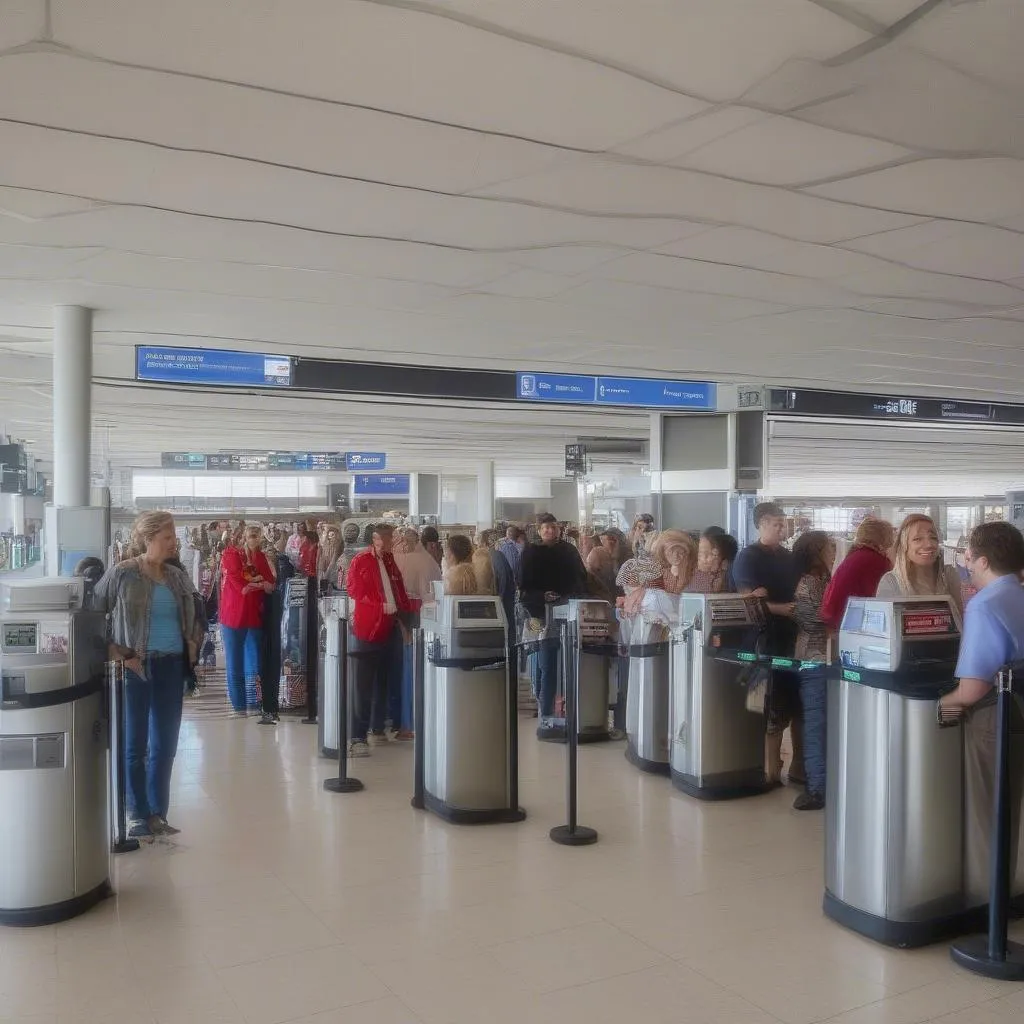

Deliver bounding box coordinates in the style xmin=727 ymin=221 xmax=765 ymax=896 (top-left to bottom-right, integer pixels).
xmin=323 ymin=777 xmax=364 ymax=794
xmin=536 ymin=720 xmax=612 ymax=745
xmin=301 ymin=716 xmax=317 ymax=725
xmin=113 ymin=839 xmax=141 ymax=854
xmin=549 ymin=824 xmax=598 ymax=846
xmin=951 ymin=936 xmax=1024 ymax=981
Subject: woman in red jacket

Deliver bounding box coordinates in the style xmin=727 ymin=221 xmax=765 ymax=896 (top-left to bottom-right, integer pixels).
xmin=820 ymin=517 xmax=895 ymax=630
xmin=219 ymin=525 xmax=275 ymax=714
xmin=346 ymin=522 xmax=412 ymax=756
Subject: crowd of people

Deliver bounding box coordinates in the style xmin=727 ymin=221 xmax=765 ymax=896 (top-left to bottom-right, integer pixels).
xmin=90 ymin=503 xmax=1024 ymax=845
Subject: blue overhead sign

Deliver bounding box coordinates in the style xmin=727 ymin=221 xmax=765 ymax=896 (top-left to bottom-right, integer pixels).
xmin=136 ymin=346 xmax=292 ymax=387
xmin=517 ymin=373 xmax=596 ymax=404
xmin=517 ymin=371 xmax=714 ymax=410
xmin=345 ymin=452 xmax=387 ymax=470
xmin=352 ymin=473 xmax=410 ymax=496
xmin=596 ymin=376 xmax=715 ymax=409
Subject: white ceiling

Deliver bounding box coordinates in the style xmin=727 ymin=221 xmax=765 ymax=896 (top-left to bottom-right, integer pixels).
xmin=0 ymin=0 xmax=1022 ymax=477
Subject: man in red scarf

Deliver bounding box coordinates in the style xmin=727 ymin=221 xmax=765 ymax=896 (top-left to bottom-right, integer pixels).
xmin=345 ymin=523 xmax=412 ymax=756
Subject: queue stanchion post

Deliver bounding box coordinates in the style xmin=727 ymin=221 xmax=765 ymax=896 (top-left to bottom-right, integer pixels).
xmin=507 ymin=636 xmax=521 ymax=818
xmin=411 ymin=627 xmax=426 ymax=811
xmin=324 ymin=617 xmax=363 ymax=794
xmin=108 ymin=660 xmax=140 ymax=854
xmin=302 ymin=577 xmax=318 ymax=725
xmin=550 ymin=617 xmax=598 ymax=847
xmin=951 ymin=662 xmax=1024 ymax=980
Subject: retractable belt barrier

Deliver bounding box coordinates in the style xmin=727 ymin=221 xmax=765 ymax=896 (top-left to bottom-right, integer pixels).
xmin=323 ymin=617 xmax=363 ymax=796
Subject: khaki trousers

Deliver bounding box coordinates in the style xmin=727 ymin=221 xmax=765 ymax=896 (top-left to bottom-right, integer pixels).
xmin=963 ymin=697 xmax=1024 ymax=906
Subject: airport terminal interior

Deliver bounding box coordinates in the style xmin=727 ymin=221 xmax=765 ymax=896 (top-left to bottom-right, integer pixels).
xmin=4 ymin=2 xmax=1024 ymax=1022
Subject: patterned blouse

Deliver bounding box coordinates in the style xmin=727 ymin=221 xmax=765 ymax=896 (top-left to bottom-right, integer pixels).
xmin=794 ymin=572 xmax=830 ymax=662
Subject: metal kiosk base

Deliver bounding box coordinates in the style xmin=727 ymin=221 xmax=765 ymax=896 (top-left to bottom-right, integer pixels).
xmin=626 ymin=740 xmax=670 ymax=776
xmin=0 ymin=880 xmax=111 ymax=928
xmin=670 ymin=767 xmax=774 ymax=801
xmin=423 ymin=792 xmax=525 ymax=826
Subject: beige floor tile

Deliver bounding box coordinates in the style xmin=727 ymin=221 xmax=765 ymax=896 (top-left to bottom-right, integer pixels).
xmin=490 ymin=919 xmax=667 ymax=994
xmin=7 ymin=711 xmax=1015 ymax=1024
xmin=285 ymin=997 xmax=424 ymax=1023
xmin=218 ymin=945 xmax=389 ymax=1024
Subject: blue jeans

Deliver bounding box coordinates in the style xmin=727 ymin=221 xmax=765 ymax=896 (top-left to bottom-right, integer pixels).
xmin=221 ymin=624 xmax=263 ymax=712
xmin=800 ymin=669 xmax=828 ymax=796
xmin=124 ymin=654 xmax=185 ymax=821
xmin=531 ymin=639 xmax=560 ymax=719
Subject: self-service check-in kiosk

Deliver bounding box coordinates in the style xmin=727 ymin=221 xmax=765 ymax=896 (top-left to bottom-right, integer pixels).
xmin=540 ymin=600 xmax=617 ymax=743
xmin=318 ymin=595 xmax=349 ymax=759
xmin=671 ymin=593 xmax=772 ymax=800
xmin=826 ymin=595 xmax=967 ymax=946
xmin=419 ymin=596 xmax=524 ymax=823
xmin=0 ymin=579 xmax=111 ymax=925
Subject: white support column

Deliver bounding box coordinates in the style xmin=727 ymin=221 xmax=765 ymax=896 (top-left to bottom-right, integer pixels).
xmin=53 ymin=306 xmax=92 ymax=508
xmin=476 ymin=461 xmax=495 ymax=535
xmin=408 ymin=472 xmax=420 ymax=519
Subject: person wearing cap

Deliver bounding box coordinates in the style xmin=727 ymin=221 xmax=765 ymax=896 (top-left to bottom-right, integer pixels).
xmin=519 ymin=513 xmax=589 ymax=722
xmin=733 ymin=501 xmax=803 ymax=786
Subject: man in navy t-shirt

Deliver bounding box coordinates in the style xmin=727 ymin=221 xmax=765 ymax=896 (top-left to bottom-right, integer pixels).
xmin=733 ymin=502 xmax=798 ymax=651
xmin=733 ymin=501 xmax=801 ymax=784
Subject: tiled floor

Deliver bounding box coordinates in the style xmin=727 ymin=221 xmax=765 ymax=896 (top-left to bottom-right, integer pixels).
xmin=2 ymin=715 xmax=1023 ymax=1024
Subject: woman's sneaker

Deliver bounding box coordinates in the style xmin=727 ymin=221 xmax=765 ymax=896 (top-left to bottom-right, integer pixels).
xmin=257 ymin=712 xmax=279 ymax=725
xmin=349 ymin=740 xmax=371 ymax=758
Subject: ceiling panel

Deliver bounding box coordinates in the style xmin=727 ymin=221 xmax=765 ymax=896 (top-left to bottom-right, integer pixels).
xmin=51 ymin=0 xmax=701 ymax=148
xmin=474 ymin=160 xmax=926 ymax=243
xmin=808 ymin=158 xmax=1024 ymax=221
xmin=676 ymin=116 xmax=913 ymax=186
xmin=0 ymin=0 xmax=1018 ymax=483
xmin=431 ymin=0 xmax=868 ymax=101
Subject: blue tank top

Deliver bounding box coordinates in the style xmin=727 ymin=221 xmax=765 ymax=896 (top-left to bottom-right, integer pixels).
xmin=147 ymin=583 xmax=181 ymax=654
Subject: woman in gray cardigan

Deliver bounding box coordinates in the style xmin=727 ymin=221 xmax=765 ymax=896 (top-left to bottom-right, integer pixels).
xmin=93 ymin=511 xmax=203 ymax=840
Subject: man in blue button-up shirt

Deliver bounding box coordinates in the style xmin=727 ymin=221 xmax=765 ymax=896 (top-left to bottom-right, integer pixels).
xmin=940 ymin=521 xmax=1024 ymax=901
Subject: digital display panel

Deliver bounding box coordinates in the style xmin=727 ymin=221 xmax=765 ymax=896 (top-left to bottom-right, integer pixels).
xmin=2 ymin=623 xmax=37 ymax=651
xmin=456 ymin=601 xmax=499 ymax=620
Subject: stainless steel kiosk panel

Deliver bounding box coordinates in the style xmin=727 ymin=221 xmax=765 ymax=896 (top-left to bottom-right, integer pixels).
xmin=624 ymin=614 xmax=673 ymax=775
xmin=1 ymin=579 xmax=111 ymax=926
xmin=541 ymin=600 xmax=617 ymax=743
xmin=672 ymin=594 xmax=771 ymax=799
xmin=826 ymin=596 xmax=964 ymax=947
xmin=318 ymin=595 xmax=349 ymax=758
xmin=420 ymin=597 xmax=524 ymax=823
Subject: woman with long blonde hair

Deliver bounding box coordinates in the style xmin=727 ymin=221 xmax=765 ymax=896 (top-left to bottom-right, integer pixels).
xmin=876 ymin=514 xmax=963 ymax=617
xmin=93 ymin=511 xmax=204 ymax=839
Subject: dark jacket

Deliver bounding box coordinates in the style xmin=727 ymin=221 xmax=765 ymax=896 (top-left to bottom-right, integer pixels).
xmin=519 ymin=540 xmax=588 ymax=619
